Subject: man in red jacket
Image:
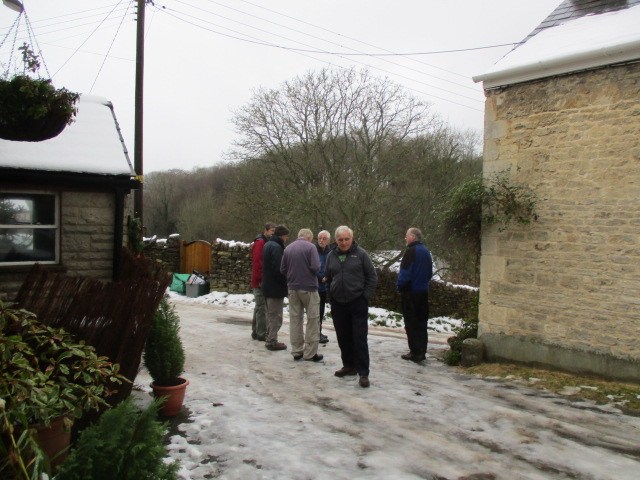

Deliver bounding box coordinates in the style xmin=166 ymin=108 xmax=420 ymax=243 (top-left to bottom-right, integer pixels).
xmin=251 ymin=222 xmax=276 ymax=341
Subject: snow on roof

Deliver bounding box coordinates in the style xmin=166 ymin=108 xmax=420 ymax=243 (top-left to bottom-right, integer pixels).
xmin=473 ymin=4 xmax=640 ymax=89
xmin=0 ymin=94 xmax=135 ymax=176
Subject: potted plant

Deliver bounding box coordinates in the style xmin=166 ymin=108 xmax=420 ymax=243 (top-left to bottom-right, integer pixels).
xmin=143 ymin=296 xmax=188 ymax=417
xmin=0 ymin=300 xmax=127 ymax=476
xmin=0 ymin=43 xmax=79 ymax=142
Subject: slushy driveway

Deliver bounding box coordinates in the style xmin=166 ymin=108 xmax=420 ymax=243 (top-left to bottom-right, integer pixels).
xmin=134 ymin=300 xmax=640 ymax=480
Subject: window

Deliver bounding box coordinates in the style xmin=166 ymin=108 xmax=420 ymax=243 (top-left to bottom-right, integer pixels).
xmin=0 ymin=192 xmax=59 ymax=265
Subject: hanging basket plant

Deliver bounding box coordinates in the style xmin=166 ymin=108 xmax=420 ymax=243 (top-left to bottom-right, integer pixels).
xmin=0 ymin=43 xmax=79 ymax=142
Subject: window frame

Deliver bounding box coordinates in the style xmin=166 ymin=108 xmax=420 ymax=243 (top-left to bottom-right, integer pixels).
xmin=0 ymin=190 xmax=60 ymax=266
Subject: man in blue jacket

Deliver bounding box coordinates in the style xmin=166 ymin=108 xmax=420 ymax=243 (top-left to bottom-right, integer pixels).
xmin=397 ymin=227 xmax=433 ymax=363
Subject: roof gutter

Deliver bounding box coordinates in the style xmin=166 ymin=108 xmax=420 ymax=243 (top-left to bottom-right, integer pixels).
xmin=473 ymin=38 xmax=640 ymax=90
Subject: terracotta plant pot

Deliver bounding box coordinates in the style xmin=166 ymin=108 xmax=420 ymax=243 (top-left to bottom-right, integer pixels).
xmin=150 ymin=377 xmax=189 ymax=417
xmin=35 ymin=416 xmax=72 ymax=469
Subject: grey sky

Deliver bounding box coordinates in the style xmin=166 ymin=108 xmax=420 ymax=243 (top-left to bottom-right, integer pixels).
xmin=1 ymin=0 xmax=561 ymax=173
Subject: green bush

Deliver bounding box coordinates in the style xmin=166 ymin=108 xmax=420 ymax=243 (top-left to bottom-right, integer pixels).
xmin=56 ymin=399 xmax=179 ymax=480
xmin=144 ymin=296 xmax=185 ymax=386
xmin=443 ymin=297 xmax=479 ymax=366
xmin=0 ymin=300 xmax=127 ymax=479
xmin=0 ymin=301 xmax=125 ymax=426
xmin=437 ymin=170 xmax=538 ymax=284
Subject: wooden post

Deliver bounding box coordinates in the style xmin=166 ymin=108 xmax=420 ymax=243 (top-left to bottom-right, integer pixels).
xmin=133 ymin=0 xmax=145 ymax=223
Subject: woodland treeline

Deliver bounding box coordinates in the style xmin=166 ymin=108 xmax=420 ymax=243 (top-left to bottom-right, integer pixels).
xmin=143 ymin=68 xmax=483 ymax=284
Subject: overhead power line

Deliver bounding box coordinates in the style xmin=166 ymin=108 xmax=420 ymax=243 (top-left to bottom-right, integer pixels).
xmin=151 ymin=3 xmax=483 ymax=111
xmin=177 ymin=0 xmax=483 ymax=93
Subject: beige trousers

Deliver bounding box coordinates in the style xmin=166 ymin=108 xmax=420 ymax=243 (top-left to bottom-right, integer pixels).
xmin=288 ymin=290 xmax=320 ymax=359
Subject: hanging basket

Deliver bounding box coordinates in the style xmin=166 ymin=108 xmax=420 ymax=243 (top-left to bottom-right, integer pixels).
xmin=0 ymin=75 xmax=79 ymax=142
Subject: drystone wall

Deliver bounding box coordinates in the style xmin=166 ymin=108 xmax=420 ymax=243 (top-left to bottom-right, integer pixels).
xmin=479 ymin=62 xmax=640 ymax=381
xmin=144 ymin=238 xmax=478 ymax=319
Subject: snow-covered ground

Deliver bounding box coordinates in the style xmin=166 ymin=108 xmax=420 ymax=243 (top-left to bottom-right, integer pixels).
xmin=133 ymin=298 xmax=640 ymax=480
xmin=166 ymin=290 xmax=463 ymax=334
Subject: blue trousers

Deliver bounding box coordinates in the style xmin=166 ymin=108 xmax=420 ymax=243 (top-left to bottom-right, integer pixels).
xmin=331 ymin=295 xmax=370 ymax=376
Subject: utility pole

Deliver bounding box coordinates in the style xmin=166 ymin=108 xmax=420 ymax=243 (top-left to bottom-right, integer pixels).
xmin=133 ymin=0 xmax=145 ymax=223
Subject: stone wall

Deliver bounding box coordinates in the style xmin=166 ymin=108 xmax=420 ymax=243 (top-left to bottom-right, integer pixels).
xmin=209 ymin=242 xmax=252 ymax=293
xmin=60 ymin=191 xmax=116 ymax=278
xmin=143 ymin=236 xmax=181 ymax=274
xmin=479 ymin=63 xmax=640 ymax=381
xmin=145 ymin=238 xmax=477 ymax=318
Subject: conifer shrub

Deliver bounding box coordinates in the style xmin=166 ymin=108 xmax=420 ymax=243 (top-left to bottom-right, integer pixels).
xmin=144 ymin=296 xmax=185 ymax=386
xmin=55 ymin=399 xmax=178 ymax=480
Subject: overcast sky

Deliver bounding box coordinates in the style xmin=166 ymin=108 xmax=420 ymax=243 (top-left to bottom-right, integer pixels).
xmin=2 ymin=0 xmax=561 ymax=173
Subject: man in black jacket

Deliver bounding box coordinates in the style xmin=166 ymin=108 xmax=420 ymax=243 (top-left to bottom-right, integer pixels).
xmin=262 ymin=225 xmax=290 ymax=351
xmin=325 ymin=226 xmax=377 ymax=388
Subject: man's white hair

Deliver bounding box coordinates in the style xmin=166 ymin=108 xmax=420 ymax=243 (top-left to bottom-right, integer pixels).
xmin=298 ymin=228 xmax=313 ymax=240
xmin=334 ymin=225 xmax=353 ymax=238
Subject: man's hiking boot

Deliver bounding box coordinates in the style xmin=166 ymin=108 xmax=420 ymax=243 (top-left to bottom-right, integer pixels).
xmin=359 ymin=375 xmax=370 ymax=388
xmin=401 ymin=352 xmax=426 ymax=363
xmin=319 ymin=333 xmax=329 ymax=344
xmin=334 ymin=367 xmax=357 ymax=377
xmin=304 ymin=354 xmax=324 ymax=362
xmin=293 ymin=354 xmax=303 ymax=360
xmin=266 ymin=342 xmax=287 ymax=351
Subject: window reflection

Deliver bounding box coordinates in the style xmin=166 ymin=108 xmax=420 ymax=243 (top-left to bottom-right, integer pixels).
xmin=0 ymin=193 xmax=58 ymax=263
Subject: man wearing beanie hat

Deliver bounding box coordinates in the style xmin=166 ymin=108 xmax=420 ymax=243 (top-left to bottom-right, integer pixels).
xmin=262 ymin=225 xmax=290 ymax=350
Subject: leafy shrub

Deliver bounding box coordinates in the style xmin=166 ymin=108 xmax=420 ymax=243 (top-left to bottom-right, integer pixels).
xmin=144 ymin=296 xmax=185 ymax=386
xmin=443 ymin=297 xmax=479 ymax=366
xmin=0 ymin=301 xmax=126 ymax=426
xmin=56 ymin=399 xmax=179 ymax=480
xmin=0 ymin=300 xmax=127 ymax=479
xmin=437 ymin=170 xmax=538 ymax=283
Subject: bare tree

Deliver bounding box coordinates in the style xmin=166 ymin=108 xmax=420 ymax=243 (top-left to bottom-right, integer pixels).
xmin=229 ymin=67 xmax=440 ymax=250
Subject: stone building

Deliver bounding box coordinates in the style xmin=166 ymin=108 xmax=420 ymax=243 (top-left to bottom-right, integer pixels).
xmin=0 ymin=95 xmax=139 ymax=300
xmin=472 ymin=1 xmax=640 ymax=381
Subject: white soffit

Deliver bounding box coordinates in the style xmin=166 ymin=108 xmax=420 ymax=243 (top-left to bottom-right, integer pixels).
xmin=473 ymin=4 xmax=640 ymax=89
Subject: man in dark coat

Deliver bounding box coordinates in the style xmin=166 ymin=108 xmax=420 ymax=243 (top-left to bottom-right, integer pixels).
xmin=325 ymin=226 xmax=377 ymax=388
xmin=397 ymin=227 xmax=433 ymax=363
xmin=250 ymin=222 xmax=275 ymax=341
xmin=262 ymin=225 xmax=290 ymax=351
